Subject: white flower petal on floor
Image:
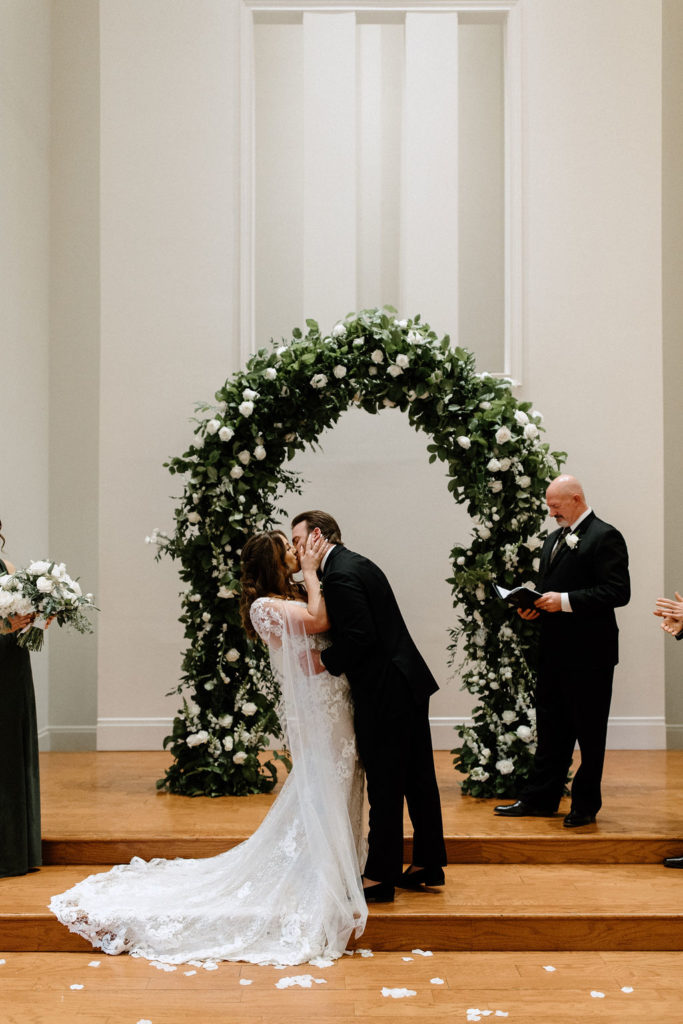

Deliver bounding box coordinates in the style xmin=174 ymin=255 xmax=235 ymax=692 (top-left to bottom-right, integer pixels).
xmin=381 ymin=987 xmax=417 ymax=998
xmin=149 ymin=961 xmax=176 ymax=972
xmin=0 ymin=959 xmax=5 ymax=966
xmin=621 ymin=986 xmax=634 ymax=993
xmin=70 ymin=984 xmax=84 ymax=990
xmin=430 ymin=977 xmax=445 ymax=985
xmin=495 ymin=1013 xmax=509 ymax=1018
xmin=275 ymin=975 xmax=327 ymax=989
xmin=590 ymin=990 xmax=605 ymax=998
xmin=183 ymin=970 xmax=197 ymax=976
xmin=357 ymin=948 xmax=373 ymax=958
xmin=542 ymin=965 xmax=556 ymax=971
xmin=239 ymin=979 xmax=253 ymax=986
xmin=87 ymin=960 xmax=101 ymax=967
xmin=136 ymin=1019 xmax=153 ymax=1024
xmin=402 ymin=956 xmax=414 ymax=961
xmin=411 ymin=948 xmax=433 ymax=957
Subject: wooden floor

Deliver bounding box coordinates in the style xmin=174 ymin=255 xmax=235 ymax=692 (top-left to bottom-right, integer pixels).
xmin=2 ymin=750 xmax=683 ymax=1021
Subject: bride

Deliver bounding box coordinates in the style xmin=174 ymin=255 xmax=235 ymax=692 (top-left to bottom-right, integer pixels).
xmin=50 ymin=530 xmax=367 ymax=966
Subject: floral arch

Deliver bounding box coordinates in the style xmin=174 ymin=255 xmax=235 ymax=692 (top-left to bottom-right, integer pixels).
xmin=150 ymin=308 xmax=564 ymax=798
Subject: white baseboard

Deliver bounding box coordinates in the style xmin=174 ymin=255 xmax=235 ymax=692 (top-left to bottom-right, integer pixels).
xmin=39 ymin=725 xmax=98 ymax=752
xmin=97 ymin=717 xmax=173 ymax=750
xmin=45 ymin=714 xmax=667 ymax=752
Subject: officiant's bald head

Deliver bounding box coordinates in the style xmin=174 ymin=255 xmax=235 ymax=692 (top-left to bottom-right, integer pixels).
xmin=546 ymin=475 xmax=588 ymax=528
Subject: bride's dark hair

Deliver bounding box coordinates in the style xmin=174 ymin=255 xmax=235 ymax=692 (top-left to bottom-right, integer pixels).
xmin=0 ymin=518 xmax=5 ymax=551
xmin=240 ymin=531 xmax=300 ymax=639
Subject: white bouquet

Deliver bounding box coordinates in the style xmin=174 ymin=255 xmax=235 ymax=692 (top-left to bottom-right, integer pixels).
xmin=0 ymin=560 xmax=97 ymax=651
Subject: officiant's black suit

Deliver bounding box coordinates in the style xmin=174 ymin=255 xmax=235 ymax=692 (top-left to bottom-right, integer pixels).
xmin=519 ymin=512 xmax=630 ymax=816
xmin=319 ymin=545 xmax=446 ymax=882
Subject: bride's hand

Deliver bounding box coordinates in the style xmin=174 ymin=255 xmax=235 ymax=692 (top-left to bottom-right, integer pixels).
xmin=299 ymin=532 xmax=327 ymax=573
xmin=0 ymin=613 xmax=34 ymax=636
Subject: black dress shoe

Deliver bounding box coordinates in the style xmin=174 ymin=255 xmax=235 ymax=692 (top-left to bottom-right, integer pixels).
xmin=362 ymin=880 xmax=395 ymax=903
xmin=563 ymin=810 xmax=596 ymax=828
xmin=663 ymin=855 xmax=683 ymax=868
xmin=494 ymin=800 xmax=555 ymax=817
xmin=397 ymin=865 xmax=446 ymax=889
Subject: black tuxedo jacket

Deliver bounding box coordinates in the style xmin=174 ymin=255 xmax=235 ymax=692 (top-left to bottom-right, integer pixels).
xmin=535 ymin=512 xmax=630 ymax=669
xmin=319 ymin=545 xmax=438 ymax=708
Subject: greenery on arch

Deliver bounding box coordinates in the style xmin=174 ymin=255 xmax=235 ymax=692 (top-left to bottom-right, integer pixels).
xmin=150 ymin=308 xmax=565 ymax=798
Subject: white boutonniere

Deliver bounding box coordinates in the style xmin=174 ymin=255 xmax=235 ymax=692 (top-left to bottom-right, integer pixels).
xmin=565 ymin=533 xmax=579 ymax=550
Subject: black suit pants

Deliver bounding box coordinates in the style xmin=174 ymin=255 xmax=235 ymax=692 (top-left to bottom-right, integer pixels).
xmin=353 ymin=673 xmax=446 ymax=883
xmin=520 ymin=659 xmax=614 ymax=816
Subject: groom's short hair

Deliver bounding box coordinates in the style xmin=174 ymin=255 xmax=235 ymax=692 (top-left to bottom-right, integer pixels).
xmin=291 ymin=510 xmax=342 ymax=545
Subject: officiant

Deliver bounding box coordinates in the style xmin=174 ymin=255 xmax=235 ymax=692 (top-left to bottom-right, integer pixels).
xmin=494 ymin=475 xmax=630 ymax=827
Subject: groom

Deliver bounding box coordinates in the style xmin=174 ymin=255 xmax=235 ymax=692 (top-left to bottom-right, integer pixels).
xmin=292 ymin=511 xmax=447 ymax=903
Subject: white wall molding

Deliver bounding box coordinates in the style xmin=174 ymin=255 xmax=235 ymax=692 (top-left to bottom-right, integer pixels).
xmin=97 ymin=718 xmax=173 ymax=751
xmin=39 ymin=725 xmax=98 ymax=753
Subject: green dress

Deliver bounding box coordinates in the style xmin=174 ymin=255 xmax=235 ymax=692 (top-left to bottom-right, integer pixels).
xmin=0 ymin=557 xmax=41 ymax=877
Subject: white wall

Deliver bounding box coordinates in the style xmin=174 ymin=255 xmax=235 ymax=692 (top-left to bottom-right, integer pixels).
xmin=1 ymin=0 xmax=671 ymax=751
xmin=0 ymin=0 xmax=51 ymax=734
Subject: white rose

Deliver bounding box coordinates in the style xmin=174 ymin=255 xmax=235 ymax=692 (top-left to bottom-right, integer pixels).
xmin=238 ymin=401 xmax=254 ymax=417
xmin=186 ymin=511 xmax=201 ymax=524
xmin=523 ymin=423 xmax=539 ymax=440
xmin=456 ymin=556 xmax=466 ymax=566
xmin=479 ymin=401 xmax=492 ymax=410
xmin=186 ymin=731 xmax=209 ymax=747
xmin=310 ymin=373 xmax=328 ymax=389
xmin=242 ymin=702 xmax=258 ymax=717
xmin=264 ymin=367 xmax=277 ymax=380
xmin=254 ymin=445 xmax=266 ymax=460
xmin=238 ymin=450 xmax=251 ymax=465
xmin=525 ymin=536 xmax=543 ymax=551
xmin=333 ymin=365 xmax=347 ymax=379
xmin=566 ymin=533 xmax=579 ymax=549
xmin=368 ymin=366 xmax=378 ymax=376
xmin=27 ymin=560 xmax=51 ymax=575
xmin=487 ymin=458 xmax=501 ymax=473
xmin=230 ymin=465 xmax=244 ymax=479
xmin=233 ymin=751 xmax=247 ymax=764
xmin=396 ymin=319 xmax=408 ymax=328
xmin=514 ymin=410 xmax=529 ymax=425
xmin=499 ymin=458 xmax=511 ymax=471
xmin=502 ymin=710 xmax=516 ymax=724
xmin=36 ymin=576 xmax=54 ymax=594
xmin=517 ymin=475 xmax=531 ymax=489
xmin=206 ymin=419 xmax=220 ymax=435
xmin=223 ymin=736 xmax=234 ymax=752
xmin=496 ymin=758 xmax=515 ymax=775
xmin=516 ymin=725 xmax=532 ymax=742
xmin=331 ymin=323 xmax=346 ymax=338
xmin=370 ymin=349 xmax=384 ymax=364
xmin=406 ymin=330 xmax=423 ymax=344
xmin=480 ymin=747 xmax=491 ymax=762
xmin=396 ymin=353 xmax=410 ymax=368
xmin=387 ymin=364 xmax=403 ymax=377
xmin=477 ymin=525 xmax=491 ymax=541
xmin=219 ymin=714 xmax=233 ymax=728
xmin=495 ymin=426 xmax=513 ymax=444
xmin=490 ymin=480 xmax=503 ymax=493
xmin=226 ymin=648 xmax=240 ymax=662
xmin=242 ymin=388 xmax=258 ymax=401
xmin=284 ymin=432 xmax=296 ymax=442
xmin=219 ymin=426 xmax=234 ymax=442
xmin=475 ymin=585 xmax=486 ymax=602
xmin=527 ymin=708 xmax=537 ymax=722
xmin=470 ymin=767 xmax=490 ymax=782
xmin=217 ymin=586 xmax=235 ymax=599
xmin=456 ymin=436 xmax=471 ymax=450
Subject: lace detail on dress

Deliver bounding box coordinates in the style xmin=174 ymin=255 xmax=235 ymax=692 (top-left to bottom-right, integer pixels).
xmin=250 ymin=597 xmax=284 ymax=643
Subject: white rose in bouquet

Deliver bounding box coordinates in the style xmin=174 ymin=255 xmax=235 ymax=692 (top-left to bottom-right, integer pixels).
xmin=36 ymin=576 xmax=55 ymax=594
xmin=238 ymin=400 xmax=254 ymax=417
xmin=206 ymin=419 xmax=221 ymax=435
xmin=242 ymin=702 xmax=258 ymax=717
xmin=219 ymin=426 xmax=234 ymax=442
xmin=0 ymin=559 xmax=97 ymax=651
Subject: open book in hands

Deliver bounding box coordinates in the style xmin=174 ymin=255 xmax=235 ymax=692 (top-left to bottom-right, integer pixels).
xmin=493 ymin=583 xmax=543 ymax=611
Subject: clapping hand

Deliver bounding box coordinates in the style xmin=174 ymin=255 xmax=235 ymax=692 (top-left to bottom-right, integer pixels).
xmin=654 ymin=591 xmax=683 ymax=636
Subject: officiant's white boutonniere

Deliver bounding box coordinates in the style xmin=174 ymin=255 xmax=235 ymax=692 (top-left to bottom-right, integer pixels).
xmin=565 ymin=533 xmax=580 ymax=550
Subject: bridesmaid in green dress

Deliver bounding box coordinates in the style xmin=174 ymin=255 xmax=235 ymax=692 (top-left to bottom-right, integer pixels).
xmin=0 ymin=518 xmax=42 ymax=878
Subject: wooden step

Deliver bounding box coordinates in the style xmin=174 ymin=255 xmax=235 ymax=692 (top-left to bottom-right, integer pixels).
xmin=4 ymin=864 xmax=683 ymax=954
xmin=38 ymin=750 xmax=683 ymax=866
xmin=41 ymin=833 xmax=683 ymax=866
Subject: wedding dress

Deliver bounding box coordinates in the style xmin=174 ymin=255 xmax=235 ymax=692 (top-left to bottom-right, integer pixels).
xmin=50 ymin=598 xmax=367 ymax=966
